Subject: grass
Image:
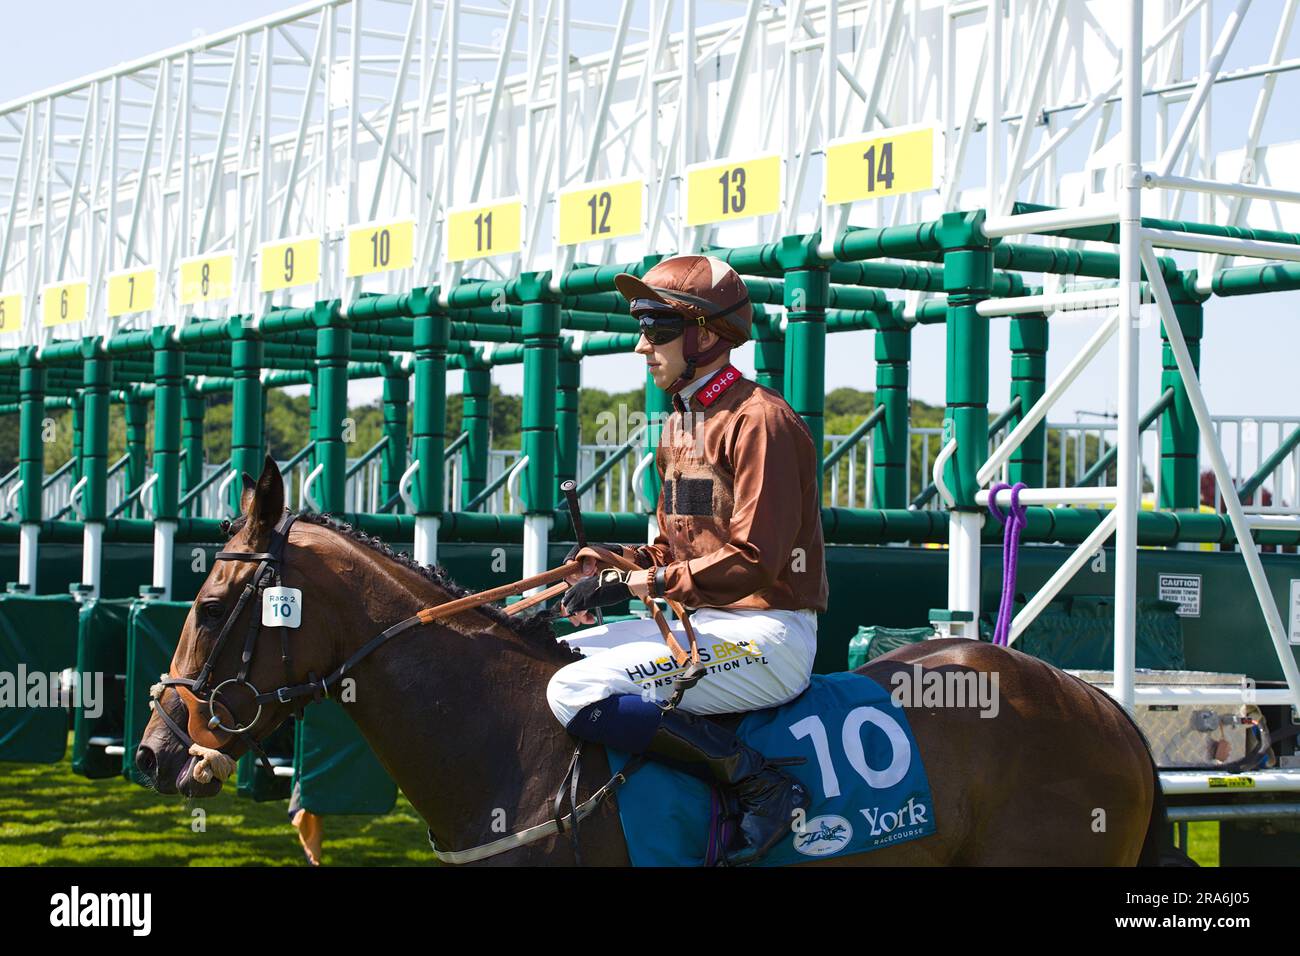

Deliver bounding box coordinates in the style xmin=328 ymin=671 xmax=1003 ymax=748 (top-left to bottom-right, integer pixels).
xmin=1184 ymin=821 xmax=1219 ymax=867
xmin=0 ymin=741 xmax=1223 ymax=867
xmin=0 ymin=744 xmax=429 ymax=866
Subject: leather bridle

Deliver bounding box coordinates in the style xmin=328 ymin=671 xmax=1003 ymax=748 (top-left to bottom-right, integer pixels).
xmin=150 ymin=512 xmax=312 ymax=773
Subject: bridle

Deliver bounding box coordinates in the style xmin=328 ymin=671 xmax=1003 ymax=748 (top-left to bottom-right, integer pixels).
xmin=150 ymin=511 xmax=309 ymax=772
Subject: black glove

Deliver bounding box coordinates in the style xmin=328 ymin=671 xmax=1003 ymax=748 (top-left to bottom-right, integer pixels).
xmin=563 ymin=542 xmax=624 ymax=563
xmin=561 ymin=568 xmax=632 ymax=614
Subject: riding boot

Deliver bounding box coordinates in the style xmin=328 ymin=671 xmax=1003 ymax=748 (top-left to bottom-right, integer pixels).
xmin=645 ymin=708 xmax=809 ymax=865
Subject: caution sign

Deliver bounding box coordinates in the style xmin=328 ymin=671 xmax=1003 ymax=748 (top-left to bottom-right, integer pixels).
xmin=1158 ymin=573 xmax=1201 ymax=618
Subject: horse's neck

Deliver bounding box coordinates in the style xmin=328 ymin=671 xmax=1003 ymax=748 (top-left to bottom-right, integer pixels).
xmin=328 ymin=551 xmax=581 ymax=855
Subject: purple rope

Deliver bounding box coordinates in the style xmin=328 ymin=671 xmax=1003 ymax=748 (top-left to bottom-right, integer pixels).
xmin=987 ymin=481 xmax=1028 ymax=647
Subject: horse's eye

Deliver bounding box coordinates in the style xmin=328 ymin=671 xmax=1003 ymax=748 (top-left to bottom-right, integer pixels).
xmin=203 ymin=602 xmax=224 ymax=622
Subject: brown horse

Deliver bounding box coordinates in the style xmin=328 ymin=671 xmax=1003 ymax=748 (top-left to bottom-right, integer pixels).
xmin=136 ymin=458 xmax=1164 ymax=865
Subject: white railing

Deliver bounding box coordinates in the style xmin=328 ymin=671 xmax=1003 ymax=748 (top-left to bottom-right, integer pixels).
xmin=24 ymin=413 xmax=1299 ymax=521
xmin=343 ymin=455 xmax=386 ymax=514
xmin=1211 ymin=416 xmax=1300 ymax=516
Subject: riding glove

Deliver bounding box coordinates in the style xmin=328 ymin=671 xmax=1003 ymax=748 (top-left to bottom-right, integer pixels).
xmin=561 ymin=568 xmax=633 ymax=614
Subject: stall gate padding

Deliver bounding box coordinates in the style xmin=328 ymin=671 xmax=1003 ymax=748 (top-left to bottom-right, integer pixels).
xmin=0 ymin=594 xmax=79 ymax=763
xmin=293 ymin=700 xmax=396 ymax=816
xmin=72 ymin=598 xmax=132 ymax=778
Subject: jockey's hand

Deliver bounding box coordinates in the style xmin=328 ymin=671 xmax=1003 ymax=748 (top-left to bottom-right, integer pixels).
xmin=563 ymin=542 xmax=625 ymax=583
xmin=561 ymin=569 xmax=632 ymax=617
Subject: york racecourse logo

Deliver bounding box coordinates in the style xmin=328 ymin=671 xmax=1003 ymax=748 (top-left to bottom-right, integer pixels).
xmin=50 ymin=886 xmax=151 ymax=936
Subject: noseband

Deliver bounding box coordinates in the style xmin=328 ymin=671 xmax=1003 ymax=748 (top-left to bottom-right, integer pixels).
xmin=150 ymin=512 xmax=307 ymax=772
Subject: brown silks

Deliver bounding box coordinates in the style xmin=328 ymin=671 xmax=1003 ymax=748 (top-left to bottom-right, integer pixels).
xmin=418 ymin=545 xmax=701 ymax=668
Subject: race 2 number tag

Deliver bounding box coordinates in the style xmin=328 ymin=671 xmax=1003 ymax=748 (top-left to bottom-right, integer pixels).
xmin=262 ymin=587 xmax=303 ymax=628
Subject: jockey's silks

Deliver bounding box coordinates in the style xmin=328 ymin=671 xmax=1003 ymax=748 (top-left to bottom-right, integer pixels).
xmin=634 ymin=367 xmax=828 ymax=613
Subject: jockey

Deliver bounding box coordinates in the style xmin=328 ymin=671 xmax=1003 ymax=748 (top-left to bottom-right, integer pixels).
xmin=545 ymin=254 xmax=829 ymax=865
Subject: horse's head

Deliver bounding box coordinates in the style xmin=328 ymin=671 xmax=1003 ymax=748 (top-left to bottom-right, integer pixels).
xmin=136 ymin=455 xmax=340 ymax=797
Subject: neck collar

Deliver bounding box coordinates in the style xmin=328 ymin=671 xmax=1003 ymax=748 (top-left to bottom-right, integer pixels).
xmin=672 ymin=364 xmax=742 ymax=412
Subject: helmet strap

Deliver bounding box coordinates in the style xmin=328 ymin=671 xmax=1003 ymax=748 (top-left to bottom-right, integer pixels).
xmin=668 ymin=322 xmax=732 ymax=394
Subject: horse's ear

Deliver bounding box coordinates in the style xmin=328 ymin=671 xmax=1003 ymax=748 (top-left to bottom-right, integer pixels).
xmin=241 ymin=456 xmax=285 ymax=544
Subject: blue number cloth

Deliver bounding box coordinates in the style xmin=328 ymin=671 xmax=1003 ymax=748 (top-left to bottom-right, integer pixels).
xmin=606 ymin=672 xmax=937 ymax=866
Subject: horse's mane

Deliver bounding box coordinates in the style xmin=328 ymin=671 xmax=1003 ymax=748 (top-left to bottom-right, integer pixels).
xmin=224 ymin=511 xmax=581 ymax=662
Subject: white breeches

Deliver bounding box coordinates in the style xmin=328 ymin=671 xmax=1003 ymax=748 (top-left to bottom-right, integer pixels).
xmin=545 ymin=607 xmax=818 ymax=726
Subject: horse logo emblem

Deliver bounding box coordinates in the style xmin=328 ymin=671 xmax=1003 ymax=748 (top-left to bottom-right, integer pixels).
xmin=792 ymin=814 xmax=854 ymax=857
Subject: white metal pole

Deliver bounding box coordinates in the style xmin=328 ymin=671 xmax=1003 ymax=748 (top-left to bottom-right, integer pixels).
xmin=1114 ymin=0 xmax=1144 ymax=713
xmin=153 ymin=520 xmax=176 ymax=600
xmin=523 ymin=514 xmax=548 ymax=595
xmin=82 ymin=521 xmax=104 ymax=598
xmin=948 ymin=511 xmax=982 ymax=621
xmin=18 ymin=522 xmax=38 ymax=591
xmin=1141 ymin=243 xmax=1300 ymax=718
xmin=985 ymin=0 xmax=1002 ymax=215
xmin=414 ymin=514 xmax=439 ymax=568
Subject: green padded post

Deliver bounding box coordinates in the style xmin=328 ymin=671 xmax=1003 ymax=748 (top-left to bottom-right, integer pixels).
xmin=556 ymin=350 xmax=581 ymax=501
xmin=125 ymin=389 xmax=149 ymax=518
xmin=381 ymin=360 xmax=409 ymax=507
xmin=71 ymin=389 xmax=85 ymax=485
xmin=939 ymin=213 xmax=994 ymax=508
xmin=151 ymin=329 xmax=183 ymax=521
xmin=17 ymin=348 xmax=45 ymax=523
xmin=181 ymin=385 xmax=205 ymax=500
xmin=752 ymin=304 xmax=785 ymax=395
xmin=80 ymin=339 xmax=111 ymax=522
xmin=313 ymin=302 xmax=351 ymax=513
xmin=460 ymin=362 xmax=491 ymax=509
xmin=519 ymin=278 xmax=560 ymax=515
xmin=228 ymin=321 xmax=265 ymax=514
xmin=872 ymin=324 xmax=910 ymax=508
xmin=1161 ymin=298 xmax=1204 ymax=510
xmin=411 ymin=309 xmax=448 ymax=515
xmin=784 ymin=267 xmax=830 ymax=499
xmin=1008 ymin=313 xmax=1049 ymax=488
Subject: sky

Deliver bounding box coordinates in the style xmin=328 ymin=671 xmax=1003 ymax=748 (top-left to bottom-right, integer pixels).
xmin=1 ymin=0 xmax=1297 ymax=437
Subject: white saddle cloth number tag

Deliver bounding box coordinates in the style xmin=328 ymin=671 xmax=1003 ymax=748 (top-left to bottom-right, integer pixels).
xmin=263 ymin=586 xmax=303 ymax=628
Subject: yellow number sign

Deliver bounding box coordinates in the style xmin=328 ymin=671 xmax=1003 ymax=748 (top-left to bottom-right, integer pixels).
xmin=42 ymin=281 xmax=88 ymax=328
xmin=260 ymin=237 xmax=321 ymax=293
xmin=824 ymin=124 xmax=941 ymax=205
xmin=446 ymin=199 xmax=522 ymax=263
xmin=557 ymin=178 xmax=643 ymax=245
xmin=180 ymin=253 xmax=235 ymax=305
xmin=685 ymin=154 xmax=781 ymax=227
xmin=107 ymin=268 xmax=157 ymax=317
xmin=346 ymin=220 xmax=415 ymax=277
xmin=0 ymin=293 xmax=22 ymax=334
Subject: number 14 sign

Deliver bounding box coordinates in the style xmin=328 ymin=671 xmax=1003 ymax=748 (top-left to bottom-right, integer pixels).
xmin=824 ymin=124 xmax=943 ymax=205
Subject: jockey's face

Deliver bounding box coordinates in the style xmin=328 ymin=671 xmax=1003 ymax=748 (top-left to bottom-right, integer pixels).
xmin=635 ymin=324 xmax=720 ymax=391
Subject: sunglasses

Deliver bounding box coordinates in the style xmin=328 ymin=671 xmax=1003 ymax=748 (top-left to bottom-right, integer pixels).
xmin=625 ymin=296 xmax=689 ymax=346
xmin=635 ymin=310 xmax=687 ymax=345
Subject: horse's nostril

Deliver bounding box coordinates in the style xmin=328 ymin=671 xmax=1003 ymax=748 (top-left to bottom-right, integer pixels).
xmin=135 ymin=744 xmax=157 ymax=782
